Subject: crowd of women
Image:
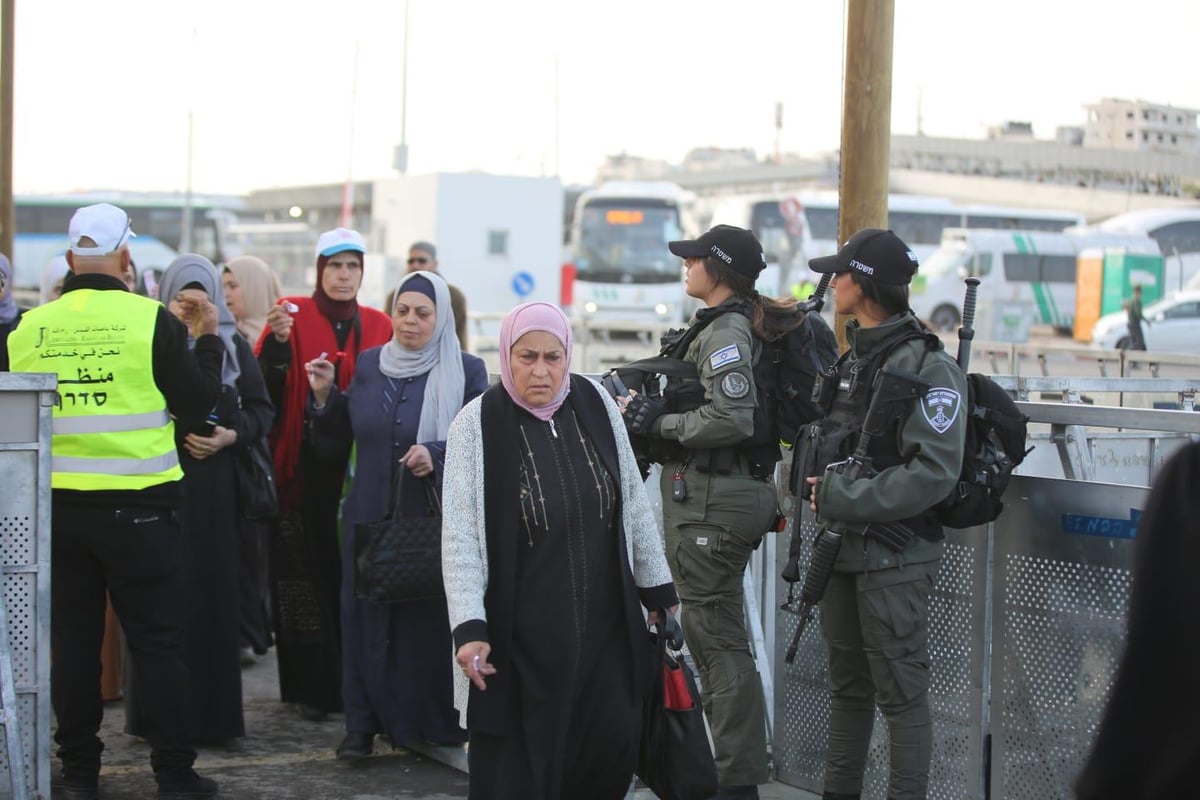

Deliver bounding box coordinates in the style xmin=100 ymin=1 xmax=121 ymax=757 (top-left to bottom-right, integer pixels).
xmin=5 ymin=213 xmax=1195 ymax=800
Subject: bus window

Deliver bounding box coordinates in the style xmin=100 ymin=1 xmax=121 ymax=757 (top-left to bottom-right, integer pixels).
xmin=1151 ymin=221 xmax=1200 ymax=256
xmin=576 ymin=201 xmax=681 ymax=279
xmin=805 ymin=206 xmax=840 ymax=242
xmin=1040 ymin=254 xmax=1076 ymax=283
xmin=749 ymin=201 xmax=792 ymax=264
xmin=889 ymin=211 xmax=960 ymax=247
xmin=966 ymin=213 xmax=1077 ymax=232
xmin=1003 ymin=253 xmax=1039 ymax=282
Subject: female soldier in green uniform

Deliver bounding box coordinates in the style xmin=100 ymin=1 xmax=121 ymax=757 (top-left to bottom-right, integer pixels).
xmin=620 ymin=225 xmax=797 ymax=800
xmin=799 ymin=228 xmax=967 ymax=800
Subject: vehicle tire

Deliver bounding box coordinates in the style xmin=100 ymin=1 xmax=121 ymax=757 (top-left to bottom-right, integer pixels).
xmin=1115 ymin=336 xmax=1131 ymax=351
xmin=929 ymin=304 xmax=961 ymax=332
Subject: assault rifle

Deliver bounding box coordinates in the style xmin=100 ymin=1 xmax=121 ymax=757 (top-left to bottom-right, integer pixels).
xmin=782 ymin=364 xmax=930 ymax=664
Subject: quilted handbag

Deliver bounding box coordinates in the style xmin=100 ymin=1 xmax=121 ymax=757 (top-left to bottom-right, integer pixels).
xmin=353 ymin=465 xmax=444 ymax=604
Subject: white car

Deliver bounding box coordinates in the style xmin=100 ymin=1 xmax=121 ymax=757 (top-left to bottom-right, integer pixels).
xmin=1091 ymin=290 xmax=1200 ymax=353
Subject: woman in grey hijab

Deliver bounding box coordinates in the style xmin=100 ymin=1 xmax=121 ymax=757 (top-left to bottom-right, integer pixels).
xmin=306 ymin=270 xmax=488 ymax=759
xmin=124 ymin=254 xmax=276 ymax=744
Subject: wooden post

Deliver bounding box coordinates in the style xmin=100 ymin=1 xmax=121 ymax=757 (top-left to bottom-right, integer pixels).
xmin=834 ymin=0 xmax=895 ymax=348
xmin=0 ymin=0 xmax=14 ymax=264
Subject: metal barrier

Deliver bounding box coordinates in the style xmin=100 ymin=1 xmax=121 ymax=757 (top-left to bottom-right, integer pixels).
xmin=766 ymin=390 xmax=1197 ymax=799
xmin=0 ymin=374 xmax=56 ymax=800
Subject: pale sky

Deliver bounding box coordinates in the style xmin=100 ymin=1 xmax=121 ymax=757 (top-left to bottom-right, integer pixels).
xmin=12 ymin=0 xmax=1200 ymax=196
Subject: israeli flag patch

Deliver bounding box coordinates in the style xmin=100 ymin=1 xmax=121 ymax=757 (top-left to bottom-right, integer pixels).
xmin=709 ymin=344 xmax=741 ymax=370
xmin=923 ymin=388 xmax=962 ymax=434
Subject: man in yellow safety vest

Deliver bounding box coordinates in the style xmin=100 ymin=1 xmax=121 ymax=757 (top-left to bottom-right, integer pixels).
xmin=7 ymin=203 xmax=225 ymax=800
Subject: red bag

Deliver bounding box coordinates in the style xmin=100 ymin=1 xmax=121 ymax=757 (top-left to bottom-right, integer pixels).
xmin=662 ymin=653 xmax=695 ymax=711
xmin=636 ymin=610 xmax=717 ymax=800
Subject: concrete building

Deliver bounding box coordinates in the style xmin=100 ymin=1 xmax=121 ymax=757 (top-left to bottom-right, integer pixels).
xmin=1084 ymin=97 xmax=1200 ymax=155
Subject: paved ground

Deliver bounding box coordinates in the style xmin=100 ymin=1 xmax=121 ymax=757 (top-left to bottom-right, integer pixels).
xmin=69 ymin=649 xmax=817 ymax=799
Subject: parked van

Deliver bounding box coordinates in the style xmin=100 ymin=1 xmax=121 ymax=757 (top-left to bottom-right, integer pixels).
xmin=910 ymin=228 xmax=1162 ymax=334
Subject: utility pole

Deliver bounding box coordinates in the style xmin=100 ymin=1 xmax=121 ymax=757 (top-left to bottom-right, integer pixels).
xmin=392 ymin=0 xmax=410 ymax=174
xmin=835 ymin=0 xmax=895 ymax=347
xmin=1 ymin=0 xmax=15 ymax=263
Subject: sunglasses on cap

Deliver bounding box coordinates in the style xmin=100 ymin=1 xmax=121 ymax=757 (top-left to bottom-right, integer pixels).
xmin=406 ymin=256 xmax=429 ymax=265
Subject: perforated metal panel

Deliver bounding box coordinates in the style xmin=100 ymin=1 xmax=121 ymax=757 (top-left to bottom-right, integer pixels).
xmin=773 ymin=510 xmax=988 ymax=798
xmin=0 ymin=375 xmax=57 ymax=800
xmin=990 ymin=476 xmax=1139 ymax=800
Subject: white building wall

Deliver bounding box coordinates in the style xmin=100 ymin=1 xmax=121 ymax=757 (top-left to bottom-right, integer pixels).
xmin=371 ymin=173 xmax=564 ymax=337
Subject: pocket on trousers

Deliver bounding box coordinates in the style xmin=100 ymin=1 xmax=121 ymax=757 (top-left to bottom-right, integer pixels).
xmin=858 ymin=570 xmax=935 ymax=704
xmin=675 ymin=522 xmax=737 ymax=598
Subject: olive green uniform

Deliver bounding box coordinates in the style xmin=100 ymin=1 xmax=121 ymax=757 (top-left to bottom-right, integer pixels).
xmin=813 ymin=314 xmax=967 ymax=800
xmin=656 ymin=304 xmax=777 ymax=787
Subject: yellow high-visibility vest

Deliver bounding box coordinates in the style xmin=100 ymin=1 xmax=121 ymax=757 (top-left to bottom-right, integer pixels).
xmin=8 ymin=288 xmax=183 ymax=490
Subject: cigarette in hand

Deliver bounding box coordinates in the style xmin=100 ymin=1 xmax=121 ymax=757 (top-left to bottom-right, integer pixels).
xmin=318 ymin=352 xmax=328 ymax=361
xmin=472 ymin=655 xmax=480 ymax=672
xmin=284 ymin=301 xmax=299 ymax=313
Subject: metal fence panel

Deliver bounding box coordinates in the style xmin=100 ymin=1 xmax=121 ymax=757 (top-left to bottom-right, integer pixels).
xmin=0 ymin=374 xmax=56 ymax=800
xmin=990 ymin=475 xmax=1139 ymax=800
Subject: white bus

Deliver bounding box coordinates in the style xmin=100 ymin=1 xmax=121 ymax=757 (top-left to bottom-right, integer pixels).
xmin=795 ymin=192 xmax=1087 ymax=262
xmin=1092 ymin=207 xmax=1200 ymax=293
xmin=911 ymin=228 xmax=1162 ymax=333
xmin=564 ymin=181 xmax=695 ymax=326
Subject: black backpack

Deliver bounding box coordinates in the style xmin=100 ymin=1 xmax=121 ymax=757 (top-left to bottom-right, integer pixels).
xmin=755 ymin=310 xmax=840 ymax=448
xmin=935 ymin=372 xmax=1030 ymax=529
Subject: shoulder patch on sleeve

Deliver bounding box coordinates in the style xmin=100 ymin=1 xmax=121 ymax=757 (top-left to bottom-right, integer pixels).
xmin=720 ymin=371 xmax=751 ymax=399
xmin=709 ymin=344 xmax=741 ymax=371
xmin=922 ymin=387 xmax=962 ymax=434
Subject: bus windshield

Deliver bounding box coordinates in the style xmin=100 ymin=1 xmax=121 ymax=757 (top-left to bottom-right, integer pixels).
xmin=921 ymin=244 xmax=970 ymax=279
xmin=575 ymin=199 xmax=681 ymax=283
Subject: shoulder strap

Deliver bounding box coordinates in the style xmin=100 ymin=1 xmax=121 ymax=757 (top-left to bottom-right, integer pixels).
xmin=661 ymin=301 xmax=749 ymax=358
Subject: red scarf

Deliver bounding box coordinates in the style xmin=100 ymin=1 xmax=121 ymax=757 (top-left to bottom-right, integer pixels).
xmin=256 ymin=296 xmax=393 ymax=509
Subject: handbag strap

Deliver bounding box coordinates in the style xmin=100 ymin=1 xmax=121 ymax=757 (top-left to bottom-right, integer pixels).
xmin=386 ymin=458 xmax=442 ymax=519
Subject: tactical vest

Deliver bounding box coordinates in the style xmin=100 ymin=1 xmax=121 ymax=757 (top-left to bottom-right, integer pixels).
xmin=661 ymin=303 xmax=778 ymax=477
xmin=797 ymin=319 xmax=943 ymax=542
xmin=8 ymin=289 xmax=184 ymax=491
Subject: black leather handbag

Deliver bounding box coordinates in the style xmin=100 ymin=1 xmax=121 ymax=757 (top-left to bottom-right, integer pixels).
xmin=353 ymin=465 xmax=444 ymax=604
xmin=636 ymin=610 xmax=718 ymax=800
xmin=235 ymin=439 xmax=279 ymax=521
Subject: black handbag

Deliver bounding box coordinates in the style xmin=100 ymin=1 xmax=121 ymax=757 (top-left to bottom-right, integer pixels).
xmin=353 ymin=464 xmax=444 ymax=604
xmin=636 ymin=610 xmax=718 ymax=800
xmin=234 ymin=439 xmax=279 ymax=521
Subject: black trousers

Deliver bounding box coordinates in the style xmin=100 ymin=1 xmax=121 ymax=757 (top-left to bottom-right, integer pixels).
xmin=51 ymin=502 xmax=196 ymax=779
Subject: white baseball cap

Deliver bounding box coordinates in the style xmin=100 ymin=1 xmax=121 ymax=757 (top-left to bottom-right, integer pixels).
xmin=68 ymin=203 xmax=136 ymax=256
xmin=315 ymin=227 xmax=366 ymax=258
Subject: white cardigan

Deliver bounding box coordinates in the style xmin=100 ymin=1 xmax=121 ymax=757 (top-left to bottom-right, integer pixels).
xmin=441 ymin=377 xmax=675 ymax=728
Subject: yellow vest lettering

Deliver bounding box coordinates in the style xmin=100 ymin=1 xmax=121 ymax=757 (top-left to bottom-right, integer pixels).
xmin=8 ymin=289 xmax=183 ymax=490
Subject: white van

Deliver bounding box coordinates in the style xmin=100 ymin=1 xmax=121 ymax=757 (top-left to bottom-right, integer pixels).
xmin=910 ymin=228 xmax=1161 ymax=333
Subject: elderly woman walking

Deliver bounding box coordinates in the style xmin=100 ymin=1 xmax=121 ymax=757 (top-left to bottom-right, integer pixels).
xmin=442 ymin=301 xmax=678 ymax=800
xmin=306 ymin=270 xmax=488 ymax=758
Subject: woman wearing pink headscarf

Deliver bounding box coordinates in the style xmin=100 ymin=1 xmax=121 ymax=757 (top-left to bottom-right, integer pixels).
xmin=441 ymin=301 xmax=679 ymax=800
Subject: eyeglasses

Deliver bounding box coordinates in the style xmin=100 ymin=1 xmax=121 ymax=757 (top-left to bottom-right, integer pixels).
xmin=406 ymin=257 xmax=429 ymax=265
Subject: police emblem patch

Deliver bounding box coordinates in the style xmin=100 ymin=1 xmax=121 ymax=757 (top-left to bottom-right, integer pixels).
xmin=709 ymin=344 xmax=741 ymax=370
xmin=923 ymin=388 xmax=962 ymax=434
xmin=720 ymin=371 xmax=751 ymax=399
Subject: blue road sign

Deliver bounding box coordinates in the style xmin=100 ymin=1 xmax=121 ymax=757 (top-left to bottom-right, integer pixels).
xmin=511 ymin=271 xmax=535 ymax=298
